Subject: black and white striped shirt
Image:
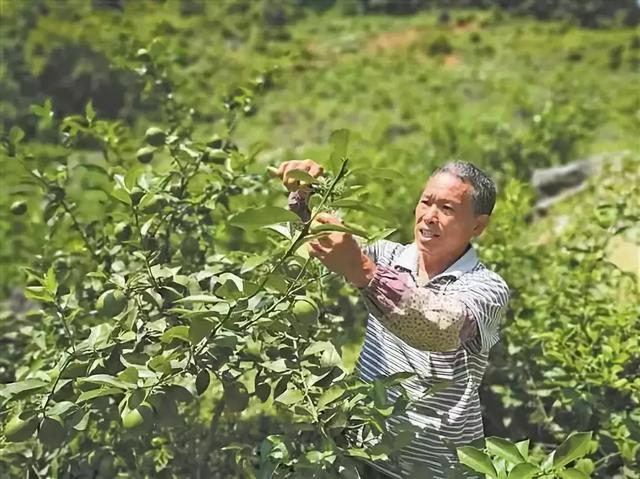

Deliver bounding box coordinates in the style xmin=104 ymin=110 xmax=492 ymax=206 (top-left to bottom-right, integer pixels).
xmin=356 ymin=240 xmax=510 ymax=478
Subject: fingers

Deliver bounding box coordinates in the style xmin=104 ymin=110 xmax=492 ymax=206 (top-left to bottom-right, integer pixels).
xmin=307 ymin=163 xmax=324 ymax=178
xmin=308 ymin=241 xmax=327 ymax=258
xmin=271 ymin=160 xmax=323 ymax=192
xmin=316 ymin=235 xmax=333 ymax=248
xmin=314 ymin=212 xmax=342 ymax=225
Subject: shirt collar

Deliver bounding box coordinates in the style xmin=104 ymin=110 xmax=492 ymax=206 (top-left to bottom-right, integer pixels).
xmin=391 ymin=242 xmax=479 ymax=280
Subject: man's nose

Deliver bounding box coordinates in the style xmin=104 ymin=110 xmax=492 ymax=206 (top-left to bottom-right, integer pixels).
xmin=421 ymin=205 xmax=438 ymax=223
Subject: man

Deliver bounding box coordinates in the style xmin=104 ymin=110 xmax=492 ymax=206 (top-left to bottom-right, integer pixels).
xmin=274 ymin=160 xmax=510 ymax=478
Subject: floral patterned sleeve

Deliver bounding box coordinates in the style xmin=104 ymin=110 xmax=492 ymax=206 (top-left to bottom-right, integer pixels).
xmin=360 ymin=265 xmax=478 ymax=352
xmin=288 ymin=190 xmax=311 ymax=223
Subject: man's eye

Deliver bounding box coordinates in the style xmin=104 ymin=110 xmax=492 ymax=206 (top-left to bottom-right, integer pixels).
xmin=443 ymin=205 xmax=453 ymax=211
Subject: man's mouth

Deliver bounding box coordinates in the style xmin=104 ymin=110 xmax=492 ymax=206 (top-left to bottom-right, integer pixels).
xmin=418 ymin=227 xmax=439 ymax=240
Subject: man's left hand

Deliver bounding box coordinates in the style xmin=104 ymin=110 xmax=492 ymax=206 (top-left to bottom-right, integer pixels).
xmin=307 ymin=213 xmax=376 ymax=288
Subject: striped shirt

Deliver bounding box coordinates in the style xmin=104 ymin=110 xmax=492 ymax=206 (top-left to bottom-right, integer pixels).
xmin=355 ymin=240 xmax=510 ymax=479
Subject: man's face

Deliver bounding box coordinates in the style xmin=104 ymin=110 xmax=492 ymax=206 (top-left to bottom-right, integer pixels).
xmin=414 ymin=172 xmax=489 ymax=257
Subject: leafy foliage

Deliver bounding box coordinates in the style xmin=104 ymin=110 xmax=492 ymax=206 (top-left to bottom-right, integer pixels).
xmin=1 ymin=2 xmax=638 ymax=478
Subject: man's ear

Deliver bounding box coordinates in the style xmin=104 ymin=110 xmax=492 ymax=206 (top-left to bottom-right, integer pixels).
xmin=472 ymin=214 xmax=490 ymax=237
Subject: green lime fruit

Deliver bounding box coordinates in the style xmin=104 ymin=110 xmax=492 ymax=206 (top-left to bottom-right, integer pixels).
xmin=10 ymin=200 xmax=27 ymax=216
xmin=130 ymin=189 xmax=145 ymax=205
xmin=142 ymin=197 xmax=165 ymax=214
xmin=141 ymin=235 xmax=158 ymax=251
xmin=144 ymin=127 xmax=166 ymax=147
xmin=203 ymin=148 xmax=227 ymax=165
xmin=4 ymin=414 xmax=39 ymax=442
xmin=136 ymin=146 xmax=155 ymax=164
xmin=122 ymin=408 xmax=144 ymax=429
xmin=283 ymin=260 xmax=303 ymax=279
xmin=114 ymin=223 xmax=132 ymax=242
xmin=136 ymin=49 xmax=151 ymax=62
xmin=292 ymin=297 xmax=319 ymax=325
xmin=180 ymin=237 xmax=199 ymax=257
xmin=96 ymin=290 xmax=127 ymax=317
xmin=122 ymin=403 xmax=153 ymax=429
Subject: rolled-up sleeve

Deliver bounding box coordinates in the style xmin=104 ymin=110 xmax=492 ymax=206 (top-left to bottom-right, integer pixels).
xmin=360 ymin=266 xmax=509 ymax=353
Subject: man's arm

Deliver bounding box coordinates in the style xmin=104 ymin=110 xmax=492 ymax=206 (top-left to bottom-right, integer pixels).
xmin=359 ymin=265 xmax=509 ymax=353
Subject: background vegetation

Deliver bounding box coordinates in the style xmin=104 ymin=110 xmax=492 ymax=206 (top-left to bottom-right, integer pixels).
xmin=1 ymin=0 xmax=638 ymax=478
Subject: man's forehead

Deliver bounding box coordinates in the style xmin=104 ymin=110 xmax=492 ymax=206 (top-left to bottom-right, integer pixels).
xmin=422 ymin=172 xmax=472 ymax=199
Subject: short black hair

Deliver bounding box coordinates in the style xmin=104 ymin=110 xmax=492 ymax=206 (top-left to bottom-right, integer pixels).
xmin=432 ymin=161 xmax=497 ymax=215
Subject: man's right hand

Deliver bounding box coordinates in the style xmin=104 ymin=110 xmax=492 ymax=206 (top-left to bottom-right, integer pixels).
xmin=271 ymin=159 xmax=324 ymax=192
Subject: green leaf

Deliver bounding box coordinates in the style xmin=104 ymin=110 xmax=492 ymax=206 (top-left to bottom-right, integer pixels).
xmin=167 ymin=308 xmax=223 ymax=319
xmin=77 ymin=323 xmax=113 ymax=351
xmin=39 ymin=416 xmax=66 ymax=448
xmin=255 ymin=382 xmax=271 ymax=402
xmin=4 ymin=413 xmax=39 ymax=442
xmin=85 ymin=100 xmax=96 ymax=123
xmin=553 ymin=432 xmax=593 ymax=468
xmin=308 ymin=222 xmax=369 ymax=239
xmin=229 ymin=206 xmax=300 ymax=230
xmin=80 ymin=374 xmax=133 ymax=390
xmin=380 ymin=371 xmax=415 ymax=386
xmin=77 ymin=387 xmax=123 ymax=403
xmin=275 ymin=389 xmax=304 ymax=405
xmin=2 ymin=378 xmax=49 ymax=400
xmin=320 ymin=344 xmax=342 ymax=367
xmin=127 ymin=389 xmax=146 ymax=409
xmin=303 ymin=341 xmax=333 ymax=357
xmin=9 ymin=126 xmax=25 ymax=144
xmin=515 ymin=440 xmax=530 ymax=461
xmin=285 ymin=169 xmax=319 ymax=184
xmin=148 ymin=356 xmax=172 ymax=376
xmin=507 ymin=462 xmax=539 ymax=479
xmin=329 ymin=129 xmax=350 ymax=171
xmin=241 ymin=254 xmax=270 ymax=274
xmin=373 ymin=379 xmax=387 ymax=408
xmin=215 ymin=273 xmax=259 ymax=300
xmin=189 ymin=317 xmax=214 ymax=344
xmin=257 ymin=459 xmax=279 ymax=479
xmin=69 ymin=411 xmax=90 ymax=431
xmin=304 ymin=341 xmax=342 ymax=367
xmin=264 ymin=359 xmax=288 ymax=373
xmin=175 ymin=295 xmax=224 ymax=304
xmin=457 ymin=446 xmax=498 ymax=478
xmin=117 ymin=367 xmax=139 ymax=385
xmin=30 ymin=99 xmax=53 ymax=120
xmin=486 ymin=437 xmax=525 ymax=465
xmin=574 ymin=458 xmax=595 ymax=475
xmin=24 ymin=286 xmax=54 ymax=304
xmin=195 ymin=370 xmax=210 ymax=396
xmin=224 ymin=383 xmax=249 ymax=412
xmin=165 ymin=385 xmax=193 ymax=403
xmin=332 ymin=199 xmax=395 ymax=222
xmin=47 ymin=401 xmax=75 ymax=417
xmin=161 ymin=326 xmax=190 ymax=343
xmin=111 ymin=185 xmax=132 ymax=206
xmin=43 ymin=266 xmax=57 ymax=295
xmin=124 ymin=164 xmax=144 ymax=190
xmin=558 ymin=469 xmax=589 ymax=479
xmin=317 ymin=386 xmax=345 ymax=409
